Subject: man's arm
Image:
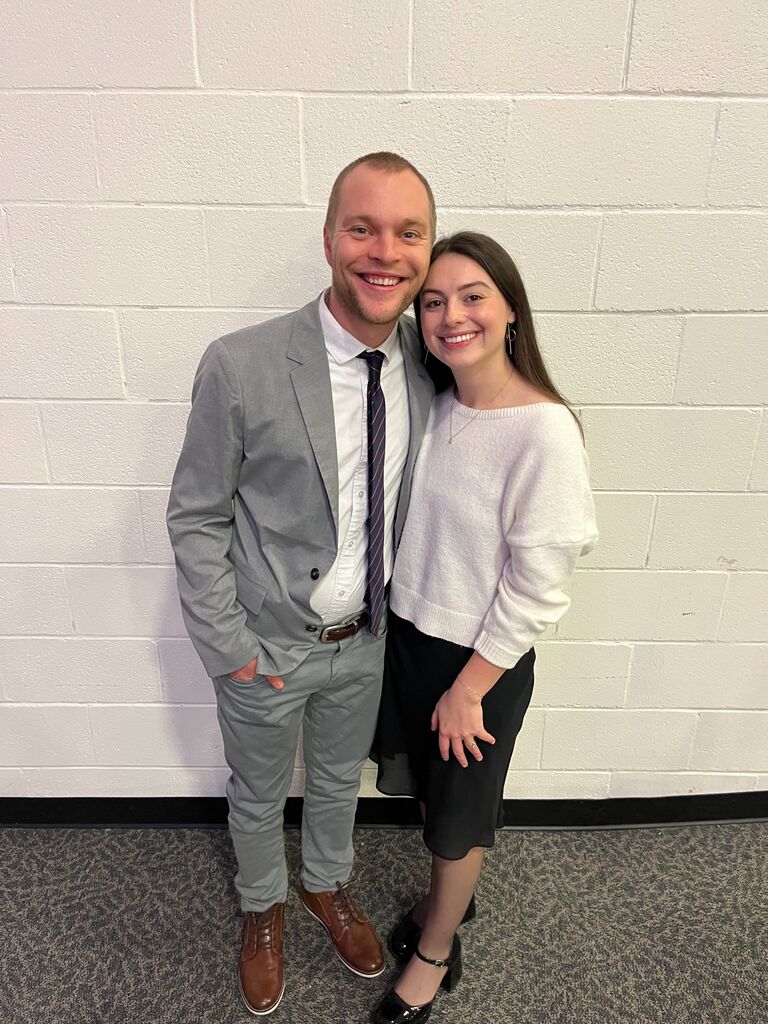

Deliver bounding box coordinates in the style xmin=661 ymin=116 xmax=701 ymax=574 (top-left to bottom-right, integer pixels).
xmin=166 ymin=339 xmax=263 ymax=679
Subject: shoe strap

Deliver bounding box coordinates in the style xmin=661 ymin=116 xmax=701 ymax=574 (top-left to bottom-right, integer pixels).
xmin=414 ymin=945 xmax=452 ymax=968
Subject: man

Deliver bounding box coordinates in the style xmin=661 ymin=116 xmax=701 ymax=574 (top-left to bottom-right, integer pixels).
xmin=167 ymin=152 xmax=435 ymax=1015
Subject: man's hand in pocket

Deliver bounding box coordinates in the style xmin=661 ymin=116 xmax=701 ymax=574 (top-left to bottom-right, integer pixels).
xmin=229 ymin=658 xmax=285 ymax=690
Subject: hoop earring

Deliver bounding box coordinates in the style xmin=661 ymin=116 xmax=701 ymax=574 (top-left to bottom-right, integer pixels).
xmin=505 ymin=324 xmax=517 ymax=357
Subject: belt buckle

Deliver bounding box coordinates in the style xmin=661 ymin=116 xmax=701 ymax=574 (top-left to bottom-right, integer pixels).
xmin=319 ymin=613 xmax=363 ymax=643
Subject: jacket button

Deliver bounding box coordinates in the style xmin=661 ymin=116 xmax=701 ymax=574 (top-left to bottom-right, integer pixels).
xmin=310 ymin=568 xmax=320 ymax=580
xmin=306 ymin=625 xmax=318 ymax=633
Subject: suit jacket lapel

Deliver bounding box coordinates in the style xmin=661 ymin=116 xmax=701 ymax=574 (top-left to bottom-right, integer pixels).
xmin=396 ymin=319 xmax=433 ymax=544
xmin=287 ymin=300 xmax=340 ymax=534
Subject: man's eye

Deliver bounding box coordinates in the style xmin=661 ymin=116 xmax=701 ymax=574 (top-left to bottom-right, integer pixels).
xmin=351 ymin=226 xmax=369 ymax=235
xmin=403 ymin=231 xmax=419 ymax=240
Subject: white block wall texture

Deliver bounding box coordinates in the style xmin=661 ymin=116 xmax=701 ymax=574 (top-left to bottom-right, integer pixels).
xmin=1 ymin=0 xmax=766 ymax=801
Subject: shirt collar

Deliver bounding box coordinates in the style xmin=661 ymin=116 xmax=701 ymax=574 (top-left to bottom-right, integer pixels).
xmin=318 ymin=291 xmax=400 ymax=365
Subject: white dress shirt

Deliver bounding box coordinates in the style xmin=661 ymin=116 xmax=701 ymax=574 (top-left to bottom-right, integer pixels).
xmin=310 ymin=292 xmax=410 ymax=623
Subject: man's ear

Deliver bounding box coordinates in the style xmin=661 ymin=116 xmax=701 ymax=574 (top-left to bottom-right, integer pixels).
xmin=322 ymin=226 xmax=332 ymax=268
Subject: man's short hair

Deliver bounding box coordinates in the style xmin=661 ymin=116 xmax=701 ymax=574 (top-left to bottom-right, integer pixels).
xmin=324 ymin=152 xmax=436 ymax=241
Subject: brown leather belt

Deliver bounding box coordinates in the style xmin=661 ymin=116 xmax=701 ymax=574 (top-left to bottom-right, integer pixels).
xmin=319 ymin=611 xmax=369 ymax=643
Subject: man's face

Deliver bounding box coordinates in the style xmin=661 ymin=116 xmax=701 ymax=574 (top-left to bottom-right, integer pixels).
xmin=323 ymin=165 xmax=433 ymax=343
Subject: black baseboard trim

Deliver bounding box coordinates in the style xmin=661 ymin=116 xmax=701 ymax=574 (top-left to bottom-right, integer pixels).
xmin=1 ymin=792 xmax=766 ymax=830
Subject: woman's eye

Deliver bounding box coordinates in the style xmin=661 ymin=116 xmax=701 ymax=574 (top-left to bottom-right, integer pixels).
xmin=466 ymin=294 xmax=483 ymax=303
xmin=424 ymin=299 xmax=443 ymax=309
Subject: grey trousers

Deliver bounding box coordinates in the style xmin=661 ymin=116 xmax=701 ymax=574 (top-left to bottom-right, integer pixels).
xmin=212 ymin=626 xmax=385 ymax=913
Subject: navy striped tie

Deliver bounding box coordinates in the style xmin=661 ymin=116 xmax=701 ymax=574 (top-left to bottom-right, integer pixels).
xmin=359 ymin=351 xmax=386 ymax=633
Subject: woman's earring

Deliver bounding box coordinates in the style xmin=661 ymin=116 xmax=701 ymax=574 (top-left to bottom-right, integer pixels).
xmin=423 ymin=347 xmax=430 ymax=365
xmin=506 ymin=324 xmax=517 ymax=356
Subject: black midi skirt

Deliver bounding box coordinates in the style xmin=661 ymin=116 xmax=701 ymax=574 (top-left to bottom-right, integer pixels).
xmin=371 ymin=611 xmax=535 ymax=860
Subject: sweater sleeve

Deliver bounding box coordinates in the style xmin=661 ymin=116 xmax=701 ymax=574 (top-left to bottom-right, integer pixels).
xmin=474 ymin=417 xmax=598 ymax=668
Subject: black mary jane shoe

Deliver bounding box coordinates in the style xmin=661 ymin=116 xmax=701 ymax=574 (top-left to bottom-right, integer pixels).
xmin=388 ymin=894 xmax=476 ymax=965
xmin=371 ymin=936 xmax=463 ymax=1024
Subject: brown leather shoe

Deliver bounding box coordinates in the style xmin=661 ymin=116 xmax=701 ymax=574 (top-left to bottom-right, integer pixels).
xmin=299 ymin=882 xmax=384 ymax=978
xmin=239 ymin=902 xmax=285 ymax=1016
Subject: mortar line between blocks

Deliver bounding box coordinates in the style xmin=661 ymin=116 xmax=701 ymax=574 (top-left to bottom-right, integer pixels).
xmin=0 ymin=484 xmax=173 ymax=491
xmin=111 ymin=309 xmax=130 ymax=399
xmin=621 ymin=0 xmax=638 ymax=91
xmin=33 ymin=404 xmax=53 ymax=483
xmin=5 ymin=87 xmax=768 ymax=101
xmin=190 ymin=0 xmax=203 ymax=88
xmin=622 ymin=644 xmax=635 ymax=707
xmin=0 ymin=398 xmax=190 ymax=405
xmin=407 ymin=0 xmax=415 ymax=90
xmin=2 ymin=302 xmax=768 ymax=317
xmin=536 ymin=710 xmax=546 ymax=769
xmin=684 ymin=713 xmax=700 ymax=770
xmin=7 ymin=702 xmax=768 ymax=713
xmin=1 ymin=207 xmax=18 ymax=300
xmin=134 ymin=488 xmax=151 ymax=562
xmin=0 ymin=302 xmax=294 ymax=313
xmin=200 ymin=211 xmax=214 ymax=305
xmin=88 ymin=95 xmax=103 ymax=199
xmin=0 ymin=562 xmax=178 ymax=568
xmin=58 ymin=563 xmax=78 ymax=639
xmin=745 ymin=408 xmax=765 ymax=491
xmin=3 ymin=200 xmax=768 ymax=216
xmin=83 ymin=702 xmax=100 ymax=764
xmin=588 ymin=215 xmax=605 ymax=310
xmin=715 ymin=574 xmax=731 ymax=641
xmin=643 ymin=495 xmax=659 ymax=567
xmin=670 ymin=316 xmax=689 ymax=403
xmin=297 ymin=95 xmax=308 ymax=204
xmin=703 ymin=103 xmax=723 ymax=207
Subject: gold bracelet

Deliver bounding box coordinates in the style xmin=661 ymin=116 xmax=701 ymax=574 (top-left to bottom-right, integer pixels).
xmin=457 ymin=677 xmax=483 ymax=701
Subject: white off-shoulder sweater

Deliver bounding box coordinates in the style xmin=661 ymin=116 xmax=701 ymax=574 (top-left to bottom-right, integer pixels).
xmin=390 ymin=391 xmax=598 ymax=668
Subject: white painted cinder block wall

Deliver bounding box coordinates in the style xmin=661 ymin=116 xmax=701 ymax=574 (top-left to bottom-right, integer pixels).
xmin=1 ymin=0 xmax=766 ymax=801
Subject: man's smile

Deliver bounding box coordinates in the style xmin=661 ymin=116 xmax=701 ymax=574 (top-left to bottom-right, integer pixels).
xmin=357 ymin=273 xmax=406 ymax=291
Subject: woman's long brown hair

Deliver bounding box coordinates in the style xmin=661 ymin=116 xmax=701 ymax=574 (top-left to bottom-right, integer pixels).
xmin=414 ymin=231 xmax=583 ymax=438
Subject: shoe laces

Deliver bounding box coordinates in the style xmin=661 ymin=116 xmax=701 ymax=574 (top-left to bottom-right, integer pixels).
xmin=248 ymin=906 xmax=279 ymax=952
xmin=330 ymin=882 xmax=363 ymax=926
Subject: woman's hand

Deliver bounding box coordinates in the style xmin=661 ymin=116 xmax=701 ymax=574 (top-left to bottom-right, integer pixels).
xmin=431 ymin=682 xmax=496 ymax=767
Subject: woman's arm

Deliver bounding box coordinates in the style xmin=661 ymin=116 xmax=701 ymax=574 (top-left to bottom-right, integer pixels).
xmin=433 ymin=421 xmax=597 ymax=765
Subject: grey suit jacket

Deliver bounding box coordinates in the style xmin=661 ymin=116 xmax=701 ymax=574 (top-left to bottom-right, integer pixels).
xmin=166 ymin=296 xmax=434 ymax=679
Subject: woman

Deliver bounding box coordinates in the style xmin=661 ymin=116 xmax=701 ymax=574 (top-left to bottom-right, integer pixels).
xmin=370 ymin=232 xmax=598 ymax=1024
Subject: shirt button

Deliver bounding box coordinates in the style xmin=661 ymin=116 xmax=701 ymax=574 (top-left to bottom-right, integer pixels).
xmin=306 ymin=624 xmax=318 ymax=633
xmin=347 ymin=541 xmax=354 ymax=549
xmin=338 ymin=590 xmax=346 ymax=597
xmin=310 ymin=568 xmax=320 ymax=580
xmin=357 ymin=490 xmax=364 ymax=498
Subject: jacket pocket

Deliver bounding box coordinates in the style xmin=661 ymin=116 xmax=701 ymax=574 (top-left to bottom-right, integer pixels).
xmin=234 ymin=566 xmax=268 ymax=617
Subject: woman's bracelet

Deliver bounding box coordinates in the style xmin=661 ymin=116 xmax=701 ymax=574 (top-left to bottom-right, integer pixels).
xmin=456 ymin=676 xmax=483 ymax=701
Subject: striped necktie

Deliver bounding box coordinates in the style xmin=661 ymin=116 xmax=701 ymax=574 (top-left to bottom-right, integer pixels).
xmin=358 ymin=351 xmax=386 ymax=633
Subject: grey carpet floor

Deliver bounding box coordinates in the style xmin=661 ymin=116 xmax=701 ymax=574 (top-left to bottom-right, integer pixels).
xmin=1 ymin=823 xmax=766 ymax=1024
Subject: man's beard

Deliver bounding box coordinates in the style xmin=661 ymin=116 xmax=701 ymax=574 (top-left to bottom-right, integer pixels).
xmin=336 ymin=275 xmax=419 ymax=326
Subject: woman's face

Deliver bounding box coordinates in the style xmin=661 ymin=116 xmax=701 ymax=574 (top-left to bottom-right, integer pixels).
xmin=420 ymin=252 xmax=515 ymax=372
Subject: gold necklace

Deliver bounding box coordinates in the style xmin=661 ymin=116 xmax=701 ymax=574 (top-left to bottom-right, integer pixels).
xmin=449 ymin=373 xmax=514 ymax=444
